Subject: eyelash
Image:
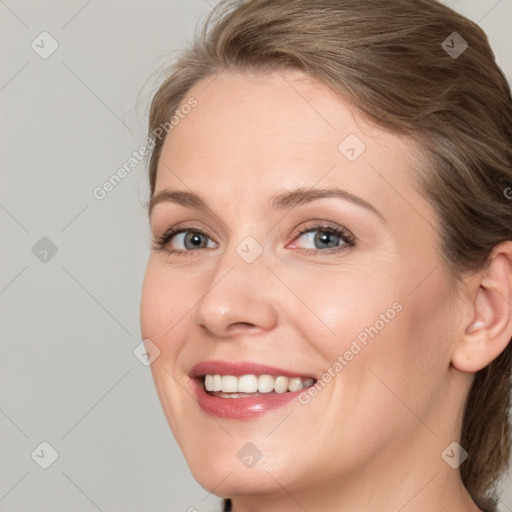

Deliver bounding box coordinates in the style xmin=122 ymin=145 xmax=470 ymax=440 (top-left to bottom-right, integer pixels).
xmin=152 ymin=222 xmax=356 ymax=258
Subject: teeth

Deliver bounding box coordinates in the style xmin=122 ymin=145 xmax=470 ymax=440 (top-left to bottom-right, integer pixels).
xmin=203 ymin=374 xmax=315 ymax=394
xmin=212 ymin=374 xmax=222 ymax=392
xmin=238 ymin=374 xmax=258 ymax=393
xmin=258 ymin=375 xmax=274 ymax=393
xmin=287 ymin=377 xmax=304 ymax=392
xmin=221 ymin=375 xmax=238 ymax=393
xmin=274 ymin=376 xmax=289 ymax=394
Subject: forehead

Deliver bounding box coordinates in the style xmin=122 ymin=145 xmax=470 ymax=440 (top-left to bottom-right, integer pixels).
xmin=155 ymin=69 xmax=429 ymax=225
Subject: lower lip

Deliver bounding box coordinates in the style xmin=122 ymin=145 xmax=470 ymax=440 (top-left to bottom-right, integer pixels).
xmin=192 ymin=378 xmax=307 ymax=419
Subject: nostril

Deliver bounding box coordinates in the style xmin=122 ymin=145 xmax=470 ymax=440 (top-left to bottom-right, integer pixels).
xmin=228 ymin=322 xmax=257 ymax=331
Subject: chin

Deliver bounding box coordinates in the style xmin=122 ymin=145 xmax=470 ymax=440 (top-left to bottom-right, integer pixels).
xmin=189 ymin=461 xmax=286 ymax=498
xmin=173 ymin=429 xmax=299 ymax=497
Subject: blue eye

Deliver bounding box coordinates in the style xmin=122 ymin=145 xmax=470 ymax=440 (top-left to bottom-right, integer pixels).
xmin=153 ymin=223 xmax=355 ymax=257
xmin=293 ymin=225 xmax=353 ymax=251
xmin=155 ymin=229 xmax=215 ymax=254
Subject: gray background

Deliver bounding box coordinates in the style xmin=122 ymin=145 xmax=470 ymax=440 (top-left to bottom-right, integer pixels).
xmin=1 ymin=0 xmax=511 ymax=510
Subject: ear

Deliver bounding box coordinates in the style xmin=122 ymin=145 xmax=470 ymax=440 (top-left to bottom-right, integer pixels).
xmin=451 ymin=241 xmax=512 ymax=373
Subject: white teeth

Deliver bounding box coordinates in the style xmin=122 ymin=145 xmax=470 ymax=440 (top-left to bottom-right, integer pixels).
xmin=212 ymin=374 xmax=222 ymax=392
xmin=238 ymin=374 xmax=258 ymax=393
xmin=258 ymin=375 xmax=274 ymax=393
xmin=287 ymin=377 xmax=304 ymax=392
xmin=203 ymin=374 xmax=315 ymax=394
xmin=274 ymin=376 xmax=289 ymax=394
xmin=221 ymin=375 xmax=238 ymax=393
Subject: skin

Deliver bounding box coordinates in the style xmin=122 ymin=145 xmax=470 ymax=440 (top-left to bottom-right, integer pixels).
xmin=140 ymin=69 xmax=512 ymax=512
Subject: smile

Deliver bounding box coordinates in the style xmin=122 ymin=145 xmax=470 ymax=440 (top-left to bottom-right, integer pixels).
xmin=190 ymin=361 xmax=318 ymax=419
xmin=203 ymin=374 xmax=315 ymax=395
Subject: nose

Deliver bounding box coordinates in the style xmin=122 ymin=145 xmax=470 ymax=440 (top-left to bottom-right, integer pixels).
xmin=194 ymin=247 xmax=278 ymax=338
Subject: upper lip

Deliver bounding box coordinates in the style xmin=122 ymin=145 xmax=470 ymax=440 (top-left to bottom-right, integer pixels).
xmin=189 ymin=360 xmax=317 ymax=380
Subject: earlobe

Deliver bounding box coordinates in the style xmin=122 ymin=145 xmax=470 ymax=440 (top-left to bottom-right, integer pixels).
xmin=451 ymin=242 xmax=512 ymax=374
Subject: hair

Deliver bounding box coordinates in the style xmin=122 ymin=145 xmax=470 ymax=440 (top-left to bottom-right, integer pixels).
xmin=146 ymin=1 xmax=512 ymax=509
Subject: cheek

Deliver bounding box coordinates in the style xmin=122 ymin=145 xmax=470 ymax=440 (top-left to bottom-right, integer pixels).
xmin=294 ymin=267 xmax=403 ymax=359
xmin=336 ymin=268 xmax=456 ymax=425
xmin=139 ymin=260 xmax=198 ymax=434
xmin=140 ymin=259 xmax=196 ymax=342
xmin=139 ymin=259 xmax=200 ymax=395
xmin=299 ymin=264 xmax=452 ymax=416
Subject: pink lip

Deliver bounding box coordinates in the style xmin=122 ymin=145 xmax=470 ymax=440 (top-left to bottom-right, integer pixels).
xmin=189 ymin=360 xmax=315 ymax=379
xmin=189 ymin=360 xmax=316 ymax=420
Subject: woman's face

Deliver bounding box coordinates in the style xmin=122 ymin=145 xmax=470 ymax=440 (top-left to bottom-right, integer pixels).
xmin=140 ymin=70 xmax=464 ymax=503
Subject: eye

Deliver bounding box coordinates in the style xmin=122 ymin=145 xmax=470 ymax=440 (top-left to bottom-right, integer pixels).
xmin=153 ymin=222 xmax=356 ymax=257
xmin=289 ymin=223 xmax=355 ymax=253
xmin=153 ymin=227 xmax=216 ymax=256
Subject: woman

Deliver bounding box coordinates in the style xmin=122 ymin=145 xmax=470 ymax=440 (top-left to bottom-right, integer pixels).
xmin=139 ymin=1 xmax=512 ymax=510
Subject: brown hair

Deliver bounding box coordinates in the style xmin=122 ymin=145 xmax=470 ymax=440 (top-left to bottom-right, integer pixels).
xmin=146 ymin=1 xmax=512 ymax=509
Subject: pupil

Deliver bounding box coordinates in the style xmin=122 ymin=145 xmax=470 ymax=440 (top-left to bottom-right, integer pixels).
xmin=316 ymin=231 xmax=338 ymax=248
xmin=187 ymin=232 xmax=204 ymax=248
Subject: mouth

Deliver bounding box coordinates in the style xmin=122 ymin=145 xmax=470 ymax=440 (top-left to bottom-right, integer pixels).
xmin=202 ymin=374 xmax=315 ymax=397
xmin=189 ymin=361 xmax=318 ymax=419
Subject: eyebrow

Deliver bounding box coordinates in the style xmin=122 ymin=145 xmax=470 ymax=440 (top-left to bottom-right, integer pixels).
xmin=148 ymin=187 xmax=385 ymax=222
